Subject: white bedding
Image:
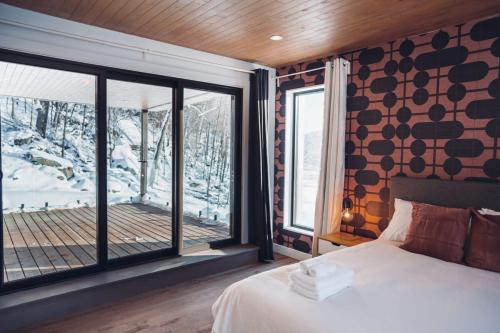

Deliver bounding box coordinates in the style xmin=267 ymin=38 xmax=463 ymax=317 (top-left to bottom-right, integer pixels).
xmin=212 ymin=240 xmax=500 ymax=333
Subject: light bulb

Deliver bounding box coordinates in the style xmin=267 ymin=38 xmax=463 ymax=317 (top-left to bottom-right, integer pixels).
xmin=342 ymin=208 xmax=354 ymax=222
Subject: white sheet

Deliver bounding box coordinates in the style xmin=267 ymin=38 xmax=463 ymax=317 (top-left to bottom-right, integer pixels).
xmin=212 ymin=240 xmax=500 ymax=333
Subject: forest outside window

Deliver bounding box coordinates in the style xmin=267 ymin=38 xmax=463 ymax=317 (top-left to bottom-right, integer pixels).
xmin=0 ymin=60 xmax=98 ymax=282
xmin=182 ymin=88 xmax=236 ymax=250
xmin=284 ymin=86 xmax=325 ymax=234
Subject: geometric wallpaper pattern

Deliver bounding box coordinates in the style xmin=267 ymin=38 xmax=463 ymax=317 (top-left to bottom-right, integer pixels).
xmin=274 ymin=15 xmax=500 ymax=254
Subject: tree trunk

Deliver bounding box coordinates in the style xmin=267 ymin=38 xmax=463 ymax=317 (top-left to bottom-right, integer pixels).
xmin=108 ymin=108 xmax=115 ymax=168
xmin=30 ymin=100 xmax=34 ymax=129
xmin=61 ymin=104 xmax=72 ymax=158
xmin=205 ymin=106 xmax=222 ymax=213
xmin=149 ymin=109 xmax=171 ymax=186
xmin=49 ymin=102 xmax=53 ymax=125
xmin=36 ymin=101 xmax=50 ymax=138
xmin=11 ymin=97 xmax=15 ymax=119
xmin=81 ymin=104 xmax=87 ymax=137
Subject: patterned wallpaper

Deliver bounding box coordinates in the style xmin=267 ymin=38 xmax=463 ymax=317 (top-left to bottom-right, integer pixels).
xmin=274 ymin=15 xmax=500 ymax=254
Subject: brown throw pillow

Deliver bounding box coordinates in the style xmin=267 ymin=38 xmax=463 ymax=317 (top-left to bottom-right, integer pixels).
xmin=464 ymin=209 xmax=500 ymax=272
xmin=400 ymin=202 xmax=470 ymax=263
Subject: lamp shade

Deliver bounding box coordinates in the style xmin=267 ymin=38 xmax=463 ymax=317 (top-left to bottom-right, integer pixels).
xmin=341 ymin=198 xmax=354 ymax=223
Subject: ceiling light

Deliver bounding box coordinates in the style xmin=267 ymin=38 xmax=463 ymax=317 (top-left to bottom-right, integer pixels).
xmin=269 ymin=35 xmax=283 ymax=41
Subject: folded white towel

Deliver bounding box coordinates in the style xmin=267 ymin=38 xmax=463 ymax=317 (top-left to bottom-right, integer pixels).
xmin=289 ymin=267 xmax=354 ymax=291
xmin=289 ymin=276 xmax=352 ymax=301
xmin=299 ymin=257 xmax=336 ymax=278
xmin=479 ymin=208 xmax=500 ymax=216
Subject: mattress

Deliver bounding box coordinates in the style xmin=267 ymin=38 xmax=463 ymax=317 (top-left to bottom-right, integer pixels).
xmin=212 ymin=240 xmax=500 ymax=333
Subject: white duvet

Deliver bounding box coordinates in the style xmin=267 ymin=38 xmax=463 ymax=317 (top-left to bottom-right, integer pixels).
xmin=212 ymin=240 xmax=500 ymax=333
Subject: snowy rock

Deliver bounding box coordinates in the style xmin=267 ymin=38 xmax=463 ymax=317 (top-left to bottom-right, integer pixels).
xmin=111 ymin=144 xmax=140 ymax=175
xmin=59 ymin=166 xmax=75 ymax=180
xmin=25 ymin=150 xmax=74 ymax=180
xmin=118 ymin=119 xmax=141 ymax=145
xmin=14 ymin=135 xmax=33 ymax=146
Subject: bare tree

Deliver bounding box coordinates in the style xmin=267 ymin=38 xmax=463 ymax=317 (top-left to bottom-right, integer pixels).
xmin=36 ymin=100 xmax=50 ymax=138
xmin=61 ymin=103 xmax=71 ymax=157
xmin=81 ymin=104 xmax=87 ymax=137
xmin=11 ymin=97 xmax=15 ymax=119
xmin=107 ymin=107 xmax=127 ymax=167
xmin=30 ymin=99 xmax=36 ymax=129
xmin=149 ymin=108 xmax=171 ymax=186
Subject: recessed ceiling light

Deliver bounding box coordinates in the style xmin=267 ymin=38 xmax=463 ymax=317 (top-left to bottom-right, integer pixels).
xmin=270 ymin=35 xmax=283 ymax=41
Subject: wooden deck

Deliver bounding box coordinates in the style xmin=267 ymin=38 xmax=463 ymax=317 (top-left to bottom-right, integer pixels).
xmin=2 ymin=203 xmax=229 ymax=282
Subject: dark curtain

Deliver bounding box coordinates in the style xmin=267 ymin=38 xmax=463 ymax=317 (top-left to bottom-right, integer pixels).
xmin=249 ymin=69 xmax=274 ymax=262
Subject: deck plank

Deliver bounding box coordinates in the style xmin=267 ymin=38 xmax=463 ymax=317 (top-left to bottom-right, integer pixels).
xmin=106 ymin=206 xmax=171 ymax=249
xmin=118 ymin=204 xmax=229 ymax=245
xmin=60 ymin=208 xmax=134 ymax=258
xmin=3 ymin=213 xmax=41 ymax=278
xmin=2 ymin=203 xmax=230 ymax=282
xmin=18 ymin=213 xmax=72 ymax=273
xmin=44 ymin=210 xmax=97 ymax=261
xmin=79 ymin=207 xmax=156 ymax=254
xmin=73 ymin=207 xmax=147 ymax=257
xmin=35 ymin=210 xmax=95 ymax=267
xmin=11 ymin=212 xmax=56 ymax=275
xmin=30 ymin=211 xmax=88 ymax=268
xmin=2 ymin=223 xmax=25 ymax=281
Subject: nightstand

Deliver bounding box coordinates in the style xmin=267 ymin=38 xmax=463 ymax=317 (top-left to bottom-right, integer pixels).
xmin=317 ymin=231 xmax=372 ymax=254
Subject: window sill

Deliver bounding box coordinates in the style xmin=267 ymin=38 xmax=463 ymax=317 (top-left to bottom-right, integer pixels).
xmin=283 ymin=225 xmax=314 ymax=237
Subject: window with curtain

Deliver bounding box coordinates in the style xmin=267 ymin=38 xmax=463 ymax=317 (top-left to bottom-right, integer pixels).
xmin=284 ymin=87 xmax=325 ymax=232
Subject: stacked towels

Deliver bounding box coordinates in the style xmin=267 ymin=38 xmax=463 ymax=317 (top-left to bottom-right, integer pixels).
xmin=289 ymin=257 xmax=354 ymax=301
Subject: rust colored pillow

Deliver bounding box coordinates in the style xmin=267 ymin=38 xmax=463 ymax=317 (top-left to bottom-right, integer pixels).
xmin=400 ymin=202 xmax=470 ymax=263
xmin=464 ymin=209 xmax=500 ymax=272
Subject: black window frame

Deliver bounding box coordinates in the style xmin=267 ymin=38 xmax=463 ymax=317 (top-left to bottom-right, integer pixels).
xmin=289 ymin=87 xmax=325 ymax=232
xmin=0 ymin=48 xmax=243 ymax=293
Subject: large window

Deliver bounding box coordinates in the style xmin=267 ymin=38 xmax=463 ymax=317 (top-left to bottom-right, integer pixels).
xmin=285 ymin=87 xmax=324 ymax=232
xmin=0 ymin=61 xmax=97 ymax=282
xmin=0 ymin=50 xmax=242 ymax=291
xmin=106 ymin=79 xmax=174 ymax=259
xmin=182 ymin=88 xmax=236 ymax=250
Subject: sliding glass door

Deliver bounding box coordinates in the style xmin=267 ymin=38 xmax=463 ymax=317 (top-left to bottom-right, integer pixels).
xmin=106 ymin=79 xmax=174 ymax=259
xmin=0 ymin=61 xmax=97 ymax=282
xmin=181 ymin=88 xmax=238 ymax=250
xmin=0 ymin=49 xmax=242 ymax=291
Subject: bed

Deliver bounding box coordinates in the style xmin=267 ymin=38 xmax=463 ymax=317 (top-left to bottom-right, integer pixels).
xmin=212 ymin=177 xmax=500 ymax=333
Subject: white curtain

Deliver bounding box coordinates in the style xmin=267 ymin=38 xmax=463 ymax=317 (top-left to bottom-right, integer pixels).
xmin=312 ymin=58 xmax=350 ymax=256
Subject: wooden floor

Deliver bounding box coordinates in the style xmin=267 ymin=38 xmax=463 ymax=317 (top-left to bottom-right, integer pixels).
xmin=20 ymin=254 xmax=296 ymax=333
xmin=3 ymin=203 xmax=230 ymax=282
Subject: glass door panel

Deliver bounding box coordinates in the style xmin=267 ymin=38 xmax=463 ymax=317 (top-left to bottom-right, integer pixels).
xmin=106 ymin=79 xmax=173 ymax=259
xmin=0 ymin=61 xmax=97 ymax=282
xmin=182 ymin=88 xmax=235 ymax=249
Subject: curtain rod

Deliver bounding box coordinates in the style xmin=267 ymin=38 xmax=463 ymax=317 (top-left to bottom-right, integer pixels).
xmin=274 ymin=63 xmax=334 ymax=87
xmin=0 ymin=18 xmax=255 ymax=74
xmin=274 ymin=66 xmax=328 ymax=79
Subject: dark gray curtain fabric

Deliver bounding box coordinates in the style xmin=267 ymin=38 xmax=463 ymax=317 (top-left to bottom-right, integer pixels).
xmin=249 ymin=69 xmax=274 ymax=262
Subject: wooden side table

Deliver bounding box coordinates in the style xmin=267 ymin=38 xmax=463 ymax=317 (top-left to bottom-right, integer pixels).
xmin=317 ymin=231 xmax=372 ymax=254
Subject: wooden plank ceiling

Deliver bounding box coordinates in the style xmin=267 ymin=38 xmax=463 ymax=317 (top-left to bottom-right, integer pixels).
xmin=2 ymin=0 xmax=500 ymax=66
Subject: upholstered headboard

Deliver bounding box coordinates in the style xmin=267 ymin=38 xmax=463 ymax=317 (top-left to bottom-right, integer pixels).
xmin=390 ymin=177 xmax=500 ymax=216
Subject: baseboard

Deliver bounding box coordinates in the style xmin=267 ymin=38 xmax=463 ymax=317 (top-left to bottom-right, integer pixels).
xmin=273 ymin=243 xmax=311 ymax=261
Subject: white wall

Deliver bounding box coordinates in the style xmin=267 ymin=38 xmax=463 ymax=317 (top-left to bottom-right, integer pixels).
xmin=0 ymin=3 xmax=276 ymax=244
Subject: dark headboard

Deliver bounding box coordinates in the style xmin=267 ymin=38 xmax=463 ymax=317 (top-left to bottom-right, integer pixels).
xmin=390 ymin=177 xmax=500 ymax=216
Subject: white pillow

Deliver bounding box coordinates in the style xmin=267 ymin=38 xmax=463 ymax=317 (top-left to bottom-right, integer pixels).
xmin=379 ymin=198 xmax=413 ymax=242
